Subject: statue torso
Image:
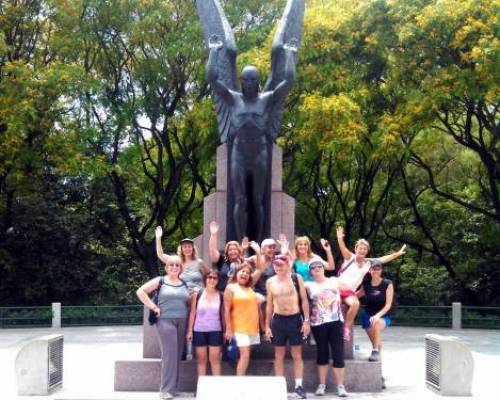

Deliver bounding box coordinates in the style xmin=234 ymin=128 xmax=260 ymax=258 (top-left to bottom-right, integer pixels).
xmin=230 ymin=92 xmax=272 ymax=142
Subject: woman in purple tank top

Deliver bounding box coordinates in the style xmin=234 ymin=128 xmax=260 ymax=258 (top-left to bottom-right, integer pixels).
xmin=186 ymin=269 xmax=224 ymax=377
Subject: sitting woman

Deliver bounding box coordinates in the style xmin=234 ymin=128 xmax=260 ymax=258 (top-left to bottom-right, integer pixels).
xmin=224 ymin=257 xmax=264 ymax=376
xmin=136 ymin=255 xmax=191 ymax=400
xmin=155 ymin=226 xmax=209 ymax=292
xmin=292 ymin=235 xmax=335 ymax=282
xmin=335 ymin=226 xmax=405 ymax=341
xmin=186 ymin=269 xmax=224 ymax=377
xmin=356 ymin=261 xmax=394 ymax=388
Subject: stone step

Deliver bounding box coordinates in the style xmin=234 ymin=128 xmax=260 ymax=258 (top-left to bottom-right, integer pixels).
xmin=114 ymin=358 xmax=382 ymax=393
xmin=142 ymin=309 xmax=355 ymax=360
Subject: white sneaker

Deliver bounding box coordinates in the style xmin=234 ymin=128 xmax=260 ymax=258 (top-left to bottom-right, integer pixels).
xmin=315 ymin=384 xmax=326 ymax=396
xmin=160 ymin=392 xmax=173 ymax=400
xmin=337 ymin=384 xmax=348 ymax=397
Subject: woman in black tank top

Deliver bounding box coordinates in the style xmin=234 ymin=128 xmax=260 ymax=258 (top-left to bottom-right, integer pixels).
xmin=356 ymin=262 xmax=394 ymax=388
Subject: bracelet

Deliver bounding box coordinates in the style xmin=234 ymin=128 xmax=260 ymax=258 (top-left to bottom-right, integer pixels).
xmin=303 ymin=318 xmax=310 ymax=323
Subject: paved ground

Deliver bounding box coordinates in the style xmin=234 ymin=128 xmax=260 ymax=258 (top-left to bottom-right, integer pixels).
xmin=0 ymin=325 xmax=498 ymax=400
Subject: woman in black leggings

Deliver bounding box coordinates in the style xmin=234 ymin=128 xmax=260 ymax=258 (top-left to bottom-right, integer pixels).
xmin=305 ymin=259 xmax=351 ymax=397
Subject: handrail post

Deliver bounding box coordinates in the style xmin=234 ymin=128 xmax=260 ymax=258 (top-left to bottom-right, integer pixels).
xmin=452 ymin=302 xmax=462 ymax=330
xmin=52 ymin=302 xmax=61 ymax=329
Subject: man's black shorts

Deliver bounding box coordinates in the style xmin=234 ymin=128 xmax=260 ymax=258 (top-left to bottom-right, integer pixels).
xmin=271 ymin=313 xmax=303 ymax=346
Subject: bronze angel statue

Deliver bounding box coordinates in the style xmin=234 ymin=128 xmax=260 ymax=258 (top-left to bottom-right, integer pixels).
xmin=197 ymin=0 xmax=304 ymax=242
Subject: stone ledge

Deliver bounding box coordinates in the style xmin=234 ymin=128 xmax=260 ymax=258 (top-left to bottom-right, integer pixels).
xmin=114 ymin=358 xmax=382 ymax=392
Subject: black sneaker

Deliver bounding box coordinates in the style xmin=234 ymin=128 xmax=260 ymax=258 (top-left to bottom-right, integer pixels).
xmin=294 ymin=385 xmax=307 ymax=399
xmin=381 ymin=377 xmax=386 ymax=389
xmin=368 ymin=349 xmax=380 ymax=362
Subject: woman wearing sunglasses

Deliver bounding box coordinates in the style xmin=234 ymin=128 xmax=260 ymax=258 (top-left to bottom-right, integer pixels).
xmin=356 ymin=261 xmax=394 ymax=388
xmin=136 ymin=255 xmax=191 ymax=400
xmin=186 ymin=269 xmax=224 ymax=378
xmin=305 ymin=259 xmax=352 ymax=397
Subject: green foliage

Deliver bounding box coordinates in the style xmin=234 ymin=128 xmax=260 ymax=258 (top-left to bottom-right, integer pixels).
xmin=0 ymin=0 xmax=498 ymax=307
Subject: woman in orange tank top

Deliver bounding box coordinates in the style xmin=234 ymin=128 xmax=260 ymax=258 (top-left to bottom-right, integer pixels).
xmin=223 ymin=260 xmax=263 ymax=376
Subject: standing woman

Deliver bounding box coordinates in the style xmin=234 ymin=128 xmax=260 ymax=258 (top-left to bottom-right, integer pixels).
xmin=305 ymin=260 xmax=351 ymax=397
xmin=224 ymin=256 xmax=263 ymax=376
xmin=356 ymin=261 xmax=394 ymax=386
xmin=186 ymin=269 xmax=224 ymax=377
xmin=136 ymin=255 xmax=191 ymax=400
xmin=293 ymin=236 xmax=335 ymax=282
xmin=156 ymin=226 xmax=209 ymax=292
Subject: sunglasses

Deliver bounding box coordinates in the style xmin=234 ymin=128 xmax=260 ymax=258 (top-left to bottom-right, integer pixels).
xmin=309 ymin=264 xmax=323 ymax=271
xmin=168 ymin=263 xmax=182 ymax=267
xmin=207 ymin=276 xmax=218 ymax=280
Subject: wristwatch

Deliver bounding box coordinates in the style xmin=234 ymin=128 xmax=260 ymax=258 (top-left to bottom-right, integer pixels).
xmin=303 ymin=318 xmax=310 ymax=322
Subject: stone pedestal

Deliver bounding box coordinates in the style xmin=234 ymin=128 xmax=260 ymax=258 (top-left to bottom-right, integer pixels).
xmin=116 ymin=308 xmax=381 ymax=393
xmin=195 ymin=144 xmax=295 ymax=262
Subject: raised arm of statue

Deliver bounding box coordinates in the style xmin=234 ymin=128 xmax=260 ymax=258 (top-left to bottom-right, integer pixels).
xmin=271 ymin=39 xmax=298 ymax=103
xmin=206 ymin=35 xmax=233 ymax=104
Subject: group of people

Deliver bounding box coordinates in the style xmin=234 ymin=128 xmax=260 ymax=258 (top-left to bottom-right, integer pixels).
xmin=136 ymin=222 xmax=406 ymax=399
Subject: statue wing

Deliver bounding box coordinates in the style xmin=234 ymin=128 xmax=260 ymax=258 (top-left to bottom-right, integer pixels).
xmin=264 ymin=0 xmax=305 ymax=141
xmin=196 ymin=0 xmax=239 ymax=143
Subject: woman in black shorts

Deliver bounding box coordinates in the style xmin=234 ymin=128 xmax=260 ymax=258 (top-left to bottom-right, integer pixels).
xmin=186 ymin=270 xmax=224 ymax=376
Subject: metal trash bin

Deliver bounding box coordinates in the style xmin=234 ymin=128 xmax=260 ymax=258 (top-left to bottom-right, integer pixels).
xmin=15 ymin=334 xmax=63 ymax=395
xmin=425 ymin=334 xmax=473 ymax=396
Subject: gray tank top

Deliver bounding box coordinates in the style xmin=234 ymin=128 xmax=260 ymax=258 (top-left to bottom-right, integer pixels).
xmin=158 ymin=280 xmax=190 ymax=319
xmin=180 ymin=259 xmax=204 ymax=291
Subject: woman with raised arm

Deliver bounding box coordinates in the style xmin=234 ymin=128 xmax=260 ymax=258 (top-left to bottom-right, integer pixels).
xmin=208 ymin=221 xmax=264 ymax=291
xmin=136 ymin=255 xmax=191 ymax=400
xmin=186 ymin=269 xmax=224 ymax=378
xmin=223 ymin=252 xmax=264 ymax=376
xmin=335 ymin=226 xmax=405 ymax=341
xmin=292 ymin=236 xmax=335 ymax=282
xmin=155 ymin=227 xmax=209 ymax=293
xmin=356 ymin=261 xmax=394 ymax=388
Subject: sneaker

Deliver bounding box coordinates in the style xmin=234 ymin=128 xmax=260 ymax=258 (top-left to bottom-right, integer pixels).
xmin=315 ymin=384 xmax=326 ymax=396
xmin=381 ymin=377 xmax=386 ymax=389
xmin=294 ymin=385 xmax=307 ymax=399
xmin=343 ymin=326 xmax=351 ymax=341
xmin=337 ymin=384 xmax=348 ymax=397
xmin=368 ymin=349 xmax=380 ymax=362
xmin=159 ymin=392 xmax=173 ymax=400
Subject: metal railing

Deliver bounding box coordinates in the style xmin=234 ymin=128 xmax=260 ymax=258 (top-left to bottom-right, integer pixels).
xmin=0 ymin=306 xmax=52 ymax=328
xmin=61 ymin=305 xmax=143 ymax=327
xmin=1 ymin=304 xmax=499 ymax=329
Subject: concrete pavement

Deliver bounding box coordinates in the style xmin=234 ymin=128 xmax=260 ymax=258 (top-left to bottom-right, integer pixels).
xmin=0 ymin=325 xmax=498 ymax=400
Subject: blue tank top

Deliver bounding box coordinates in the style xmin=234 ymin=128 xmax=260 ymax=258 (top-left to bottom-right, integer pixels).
xmin=294 ymin=259 xmax=313 ymax=282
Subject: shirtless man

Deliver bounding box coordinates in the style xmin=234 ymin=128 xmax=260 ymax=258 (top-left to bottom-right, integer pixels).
xmin=265 ymin=254 xmax=310 ymax=399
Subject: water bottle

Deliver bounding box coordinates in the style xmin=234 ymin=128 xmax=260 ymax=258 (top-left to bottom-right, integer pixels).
xmin=186 ymin=340 xmax=193 ymax=360
xmin=353 ymin=343 xmax=360 ymax=358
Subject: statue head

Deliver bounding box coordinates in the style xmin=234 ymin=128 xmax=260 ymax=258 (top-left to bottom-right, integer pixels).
xmin=241 ymin=66 xmax=259 ymax=98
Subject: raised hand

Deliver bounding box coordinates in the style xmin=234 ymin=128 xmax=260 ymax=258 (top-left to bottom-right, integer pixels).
xmin=396 ymin=244 xmax=407 ymax=257
xmin=336 ymin=226 xmax=344 ymax=239
xmin=249 ymin=240 xmax=261 ymax=254
xmin=209 ymin=34 xmax=223 ymax=49
xmin=241 ymin=236 xmax=249 ymax=252
xmin=283 ymin=37 xmax=299 ymax=53
xmin=320 ymin=238 xmax=331 ymax=251
xmin=209 ymin=221 xmax=219 ymax=235
xmin=155 ymin=226 xmax=163 ymax=239
xmin=277 ymin=233 xmax=289 ymax=253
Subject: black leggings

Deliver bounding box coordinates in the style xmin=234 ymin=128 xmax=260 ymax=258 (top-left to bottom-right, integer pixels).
xmin=311 ymin=320 xmax=345 ymax=368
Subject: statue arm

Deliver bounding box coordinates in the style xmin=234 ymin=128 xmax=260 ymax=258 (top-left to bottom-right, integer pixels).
xmin=206 ymin=47 xmax=233 ymax=104
xmin=271 ymin=45 xmax=297 ymax=103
